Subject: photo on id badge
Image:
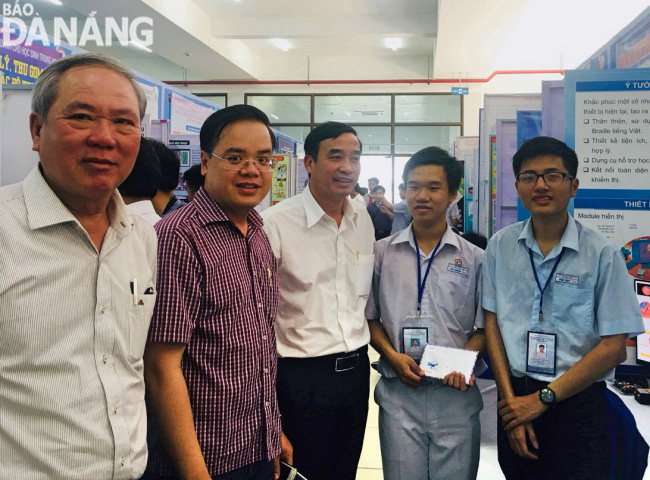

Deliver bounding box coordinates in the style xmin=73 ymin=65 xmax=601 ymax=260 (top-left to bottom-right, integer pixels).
xmin=526 ymin=331 xmax=556 ymax=376
xmin=402 ymin=325 xmax=428 ymax=361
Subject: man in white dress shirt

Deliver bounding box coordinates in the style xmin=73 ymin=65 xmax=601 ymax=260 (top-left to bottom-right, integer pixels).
xmin=0 ymin=53 xmax=157 ymax=479
xmin=119 ymin=136 xmax=163 ymax=226
xmin=262 ymin=122 xmax=375 ymax=480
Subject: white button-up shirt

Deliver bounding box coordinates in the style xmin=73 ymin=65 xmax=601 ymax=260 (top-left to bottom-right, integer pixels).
xmin=126 ymin=199 xmax=162 ymax=227
xmin=262 ymin=186 xmax=375 ymax=358
xmin=0 ymin=166 xmax=157 ymax=479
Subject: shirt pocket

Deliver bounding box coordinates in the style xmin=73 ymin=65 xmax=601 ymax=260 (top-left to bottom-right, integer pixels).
xmin=435 ymin=272 xmax=470 ymax=312
xmin=355 ymin=254 xmax=374 ymax=296
xmin=551 ymin=285 xmax=594 ymax=332
xmin=128 ymin=293 xmax=156 ymax=361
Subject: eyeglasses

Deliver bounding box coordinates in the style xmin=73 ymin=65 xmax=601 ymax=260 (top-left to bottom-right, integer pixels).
xmin=210 ymin=152 xmax=275 ymax=171
xmin=516 ymin=171 xmax=573 ymax=186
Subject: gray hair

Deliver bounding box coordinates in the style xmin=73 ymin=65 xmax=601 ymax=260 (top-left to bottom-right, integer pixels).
xmin=31 ymin=53 xmax=147 ymax=120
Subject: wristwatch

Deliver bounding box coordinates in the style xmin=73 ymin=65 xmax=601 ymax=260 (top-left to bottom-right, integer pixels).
xmin=539 ymin=386 xmax=556 ymax=406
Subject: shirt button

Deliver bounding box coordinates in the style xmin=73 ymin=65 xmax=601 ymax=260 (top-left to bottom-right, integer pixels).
xmin=258 ymin=302 xmax=263 ymax=308
xmin=265 ymin=401 xmax=270 ymax=407
xmin=100 ymin=305 xmax=106 ymax=314
xmin=102 ymin=355 xmax=108 ymax=364
xmin=120 ymin=456 xmax=126 ymax=467
xmin=113 ymin=405 xmax=118 ymax=415
xmin=264 ymin=367 xmax=269 ymax=374
xmin=262 ymin=335 xmax=267 ymax=340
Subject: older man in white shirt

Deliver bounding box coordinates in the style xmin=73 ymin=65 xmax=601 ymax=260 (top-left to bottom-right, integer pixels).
xmin=262 ymin=122 xmax=374 ymax=480
xmin=0 ymin=53 xmax=156 ymax=480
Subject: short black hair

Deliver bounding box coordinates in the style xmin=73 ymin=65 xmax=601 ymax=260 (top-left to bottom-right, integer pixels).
xmin=118 ymin=137 xmax=161 ymax=199
xmin=304 ymin=122 xmax=362 ymax=160
xmin=460 ymin=232 xmax=488 ymax=250
xmin=368 ymin=177 xmax=379 ymax=184
xmin=182 ymin=164 xmax=204 ymax=192
xmin=150 ymin=139 xmax=181 ymax=192
xmin=512 ymin=136 xmax=578 ymax=178
xmin=402 ymin=147 xmax=462 ymax=194
xmin=200 ymin=104 xmax=276 ymax=153
xmin=372 ymin=185 xmax=385 ymax=194
xmin=398 ymin=183 xmax=405 ymax=191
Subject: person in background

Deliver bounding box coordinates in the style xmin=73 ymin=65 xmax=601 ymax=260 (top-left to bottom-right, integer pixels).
xmin=366 ymin=147 xmax=485 ymax=480
xmin=350 ymin=182 xmax=367 ymax=206
xmin=151 ymin=139 xmax=183 ymax=216
xmin=368 ymin=185 xmax=393 ymax=241
xmin=144 ymin=105 xmax=290 ymax=480
xmin=0 ymin=52 xmax=156 ymax=480
xmin=483 ymin=136 xmax=644 ymax=479
xmin=390 ymin=182 xmax=412 ymax=234
xmin=262 ymin=121 xmax=374 ymax=480
xmin=182 ymin=164 xmax=204 ymax=202
xmin=119 ymin=136 xmax=163 ymax=226
xmin=447 ymin=197 xmax=461 ymax=229
xmin=365 ymin=176 xmax=379 ymax=206
xmin=461 ymin=232 xmax=488 ymax=251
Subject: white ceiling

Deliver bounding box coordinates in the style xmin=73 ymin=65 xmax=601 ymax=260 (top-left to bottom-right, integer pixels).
xmin=22 ymin=0 xmax=650 ymax=83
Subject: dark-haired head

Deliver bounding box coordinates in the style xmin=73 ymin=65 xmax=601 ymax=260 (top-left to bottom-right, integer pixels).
xmin=200 ymin=104 xmax=277 ymax=154
xmin=402 ymin=147 xmax=462 ymax=194
xmin=512 ymin=136 xmax=578 ymax=178
xmin=182 ymin=164 xmax=205 ymax=201
xmin=304 ymin=122 xmax=362 ymax=161
xmin=118 ymin=136 xmax=161 ymax=199
xmin=149 ymin=139 xmax=181 ymax=193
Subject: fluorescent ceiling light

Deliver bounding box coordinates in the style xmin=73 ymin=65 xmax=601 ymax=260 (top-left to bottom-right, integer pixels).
xmin=270 ymin=114 xmax=279 ymax=120
xmin=48 ymin=0 xmax=63 ymax=5
xmin=384 ymin=37 xmax=403 ymax=51
xmin=129 ymin=40 xmax=152 ymax=53
xmin=271 ymin=38 xmax=291 ymax=52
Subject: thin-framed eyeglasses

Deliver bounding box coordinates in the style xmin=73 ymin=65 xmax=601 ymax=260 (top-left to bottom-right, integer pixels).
xmin=210 ymin=152 xmax=275 ymax=171
xmin=516 ymin=171 xmax=573 ymax=186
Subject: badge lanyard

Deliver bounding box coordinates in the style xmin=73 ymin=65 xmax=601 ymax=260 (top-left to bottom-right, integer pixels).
xmin=413 ymin=232 xmax=443 ymax=318
xmin=528 ymin=247 xmax=565 ymax=322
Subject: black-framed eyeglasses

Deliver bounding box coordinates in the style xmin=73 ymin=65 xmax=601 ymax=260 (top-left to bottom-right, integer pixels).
xmin=516 ymin=171 xmax=573 ymax=186
xmin=210 ymin=152 xmax=275 ymax=171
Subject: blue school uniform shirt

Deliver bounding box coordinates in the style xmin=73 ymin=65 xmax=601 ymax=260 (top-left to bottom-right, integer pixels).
xmin=482 ymin=216 xmax=643 ymax=382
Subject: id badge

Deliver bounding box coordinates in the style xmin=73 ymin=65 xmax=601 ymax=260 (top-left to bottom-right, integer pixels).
xmin=526 ymin=331 xmax=557 ymax=376
xmin=402 ymin=315 xmax=432 ymax=361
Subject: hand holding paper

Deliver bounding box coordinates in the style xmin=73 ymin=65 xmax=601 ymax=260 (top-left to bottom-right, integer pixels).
xmin=419 ymin=344 xmax=479 ymax=384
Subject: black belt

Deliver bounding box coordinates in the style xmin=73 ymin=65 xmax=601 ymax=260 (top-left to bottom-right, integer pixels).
xmin=279 ymin=345 xmax=368 ymax=373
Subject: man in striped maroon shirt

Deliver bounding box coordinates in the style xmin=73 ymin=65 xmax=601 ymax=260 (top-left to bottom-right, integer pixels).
xmin=143 ymin=105 xmax=291 ymax=480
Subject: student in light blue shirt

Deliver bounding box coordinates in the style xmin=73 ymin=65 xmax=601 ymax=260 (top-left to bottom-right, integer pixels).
xmin=367 ymin=147 xmax=485 ymax=480
xmin=482 ymin=136 xmax=644 ymax=480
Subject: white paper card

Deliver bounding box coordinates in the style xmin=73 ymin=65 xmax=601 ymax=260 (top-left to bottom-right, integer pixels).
xmin=419 ymin=344 xmax=479 ymax=383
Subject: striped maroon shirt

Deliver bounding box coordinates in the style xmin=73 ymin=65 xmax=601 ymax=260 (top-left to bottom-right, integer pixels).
xmin=146 ymin=187 xmax=281 ymax=476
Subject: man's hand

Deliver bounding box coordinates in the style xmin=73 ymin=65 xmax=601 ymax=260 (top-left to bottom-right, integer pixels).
xmin=443 ymin=371 xmax=475 ymax=392
xmin=497 ymin=393 xmax=548 ymax=431
xmin=507 ymin=422 xmax=539 ymax=460
xmin=387 ymin=352 xmax=425 ymax=388
xmin=272 ymin=432 xmax=293 ymax=479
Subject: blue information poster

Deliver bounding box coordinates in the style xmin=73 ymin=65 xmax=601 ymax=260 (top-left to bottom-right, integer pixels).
xmin=565 ymin=69 xmax=650 ymax=282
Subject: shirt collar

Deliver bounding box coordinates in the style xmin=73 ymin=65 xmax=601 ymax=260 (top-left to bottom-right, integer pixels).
xmin=23 ymin=164 xmax=134 ymax=236
xmin=518 ymin=215 xmax=580 ymax=254
xmin=395 ymin=223 xmax=460 ymax=257
xmin=302 ymin=184 xmax=357 ymax=229
xmin=192 ymin=186 xmax=264 ymax=231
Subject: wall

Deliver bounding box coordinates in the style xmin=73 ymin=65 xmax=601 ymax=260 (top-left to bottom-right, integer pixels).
xmin=1 ymin=88 xmax=38 ymax=186
xmin=176 ymin=73 xmax=562 ymax=137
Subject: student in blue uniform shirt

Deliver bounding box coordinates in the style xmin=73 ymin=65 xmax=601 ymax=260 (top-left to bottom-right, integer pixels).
xmin=366 ymin=147 xmax=486 ymax=480
xmin=482 ymin=136 xmax=644 ymax=480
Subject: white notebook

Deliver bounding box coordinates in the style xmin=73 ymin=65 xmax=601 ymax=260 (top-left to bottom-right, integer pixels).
xmin=419 ymin=344 xmax=479 ymax=384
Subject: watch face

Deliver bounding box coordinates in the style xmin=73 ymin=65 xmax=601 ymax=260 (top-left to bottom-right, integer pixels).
xmin=541 ymin=388 xmax=555 ymax=403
